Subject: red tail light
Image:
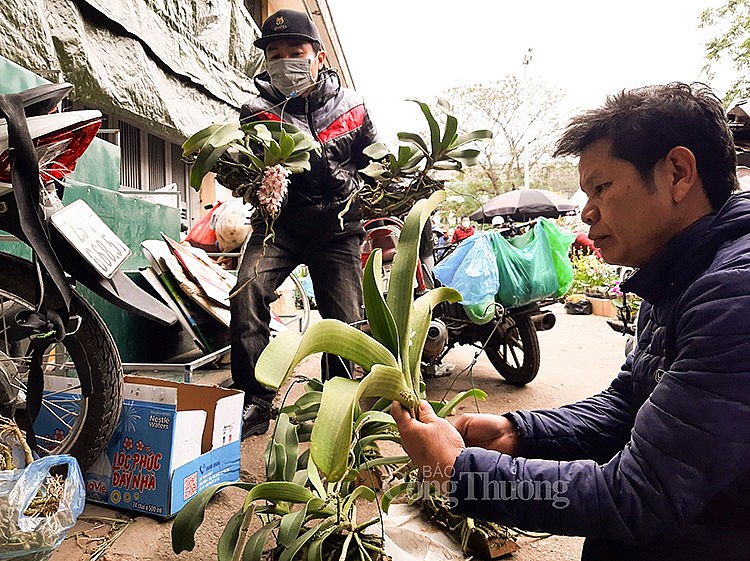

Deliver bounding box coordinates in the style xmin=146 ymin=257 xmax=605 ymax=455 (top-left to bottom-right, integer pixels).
xmin=0 ymin=118 xmax=102 ymax=183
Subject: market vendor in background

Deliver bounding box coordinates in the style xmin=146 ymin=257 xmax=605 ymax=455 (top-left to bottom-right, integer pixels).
xmin=231 ymin=9 xmax=378 ymax=439
xmin=451 ymin=216 xmax=475 ymax=243
xmin=393 ymin=82 xmax=750 ymax=558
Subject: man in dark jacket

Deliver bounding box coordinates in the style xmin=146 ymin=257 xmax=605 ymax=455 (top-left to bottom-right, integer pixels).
xmin=393 ymin=83 xmax=750 ymax=559
xmin=231 ymin=9 xmax=378 ymax=438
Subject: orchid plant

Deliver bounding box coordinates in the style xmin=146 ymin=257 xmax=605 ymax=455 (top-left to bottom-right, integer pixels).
xmin=182 ymin=120 xmax=320 ymax=236
xmin=356 ymin=98 xmax=492 ymax=219
xmin=171 ymin=190 xmax=487 ymax=561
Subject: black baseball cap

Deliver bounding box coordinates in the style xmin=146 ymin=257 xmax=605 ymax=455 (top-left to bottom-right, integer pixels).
xmin=254 ymin=9 xmax=321 ymax=50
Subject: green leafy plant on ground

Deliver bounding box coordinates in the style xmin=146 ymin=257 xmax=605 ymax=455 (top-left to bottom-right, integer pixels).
xmin=567 ymin=251 xmax=619 ymax=298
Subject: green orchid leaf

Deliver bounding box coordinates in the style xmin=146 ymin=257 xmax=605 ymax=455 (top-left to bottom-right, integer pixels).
xmin=311 ymin=366 xmax=415 ymax=481
xmin=266 ymin=440 xmax=287 ymax=482
xmin=216 ymin=510 xmax=244 ymax=561
xmin=432 ymin=161 xmax=463 ymax=171
xmin=363 ymin=142 xmax=393 ymax=160
xmin=231 ymin=145 xmax=266 ymax=170
xmin=396 ymin=144 xmax=412 ymax=166
xmin=440 ymin=114 xmax=459 ymax=154
xmin=342 ymin=485 xmax=377 ymax=515
xmin=359 ymin=455 xmax=410 ymax=470
xmin=182 ymin=124 xmax=223 ymax=157
xmin=397 ymin=131 xmax=430 ymax=157
xmin=452 ymin=129 xmax=493 ymax=148
xmin=268 ymin=413 xmax=299 ymax=482
xmin=265 ymin=139 xmax=283 ymax=165
xmin=360 ymin=161 xmax=391 ymax=180
xmin=306 ymin=523 xmax=343 ymax=561
xmin=292 ymin=390 xmax=323 ymax=410
xmin=256 ymin=319 xmax=398 ymax=389
xmin=444 ymin=148 xmax=481 ymax=167
xmin=285 ymin=160 xmax=312 ymax=174
xmin=436 ymin=97 xmax=452 ymax=112
xmin=252 ymin=123 xmax=274 ymax=143
xmin=356 ymin=364 xmax=415 ymax=406
xmin=277 ymin=516 xmax=338 ymax=561
xmin=403 ymin=152 xmax=426 ymax=170
xmin=292 ymin=469 xmax=309 ymax=487
xmin=369 ymin=397 xmax=393 ymax=411
xmin=243 ymin=519 xmax=281 ymax=561
xmin=172 ymin=481 xmax=256 ymax=553
xmin=188 ymin=123 xmax=243 ymax=189
xmin=437 ymin=388 xmax=488 ymax=418
xmin=279 ymin=129 xmax=296 ymax=160
xmin=355 ymin=409 xmax=396 ymax=426
xmin=356 ymin=433 xmax=400 ymax=451
xmin=386 ymin=190 xmax=446 ymax=373
xmin=406 ymin=98 xmax=441 ymax=158
xmin=241 ymin=481 xmax=319 ymax=511
xmin=307 ymin=459 xmax=327 ymax=499
xmin=278 ymin=501 xmax=310 ymax=547
xmin=310 ymin=377 xmax=358 ymax=481
xmin=381 ymin=481 xmax=410 ymax=513
xmin=362 ymin=250 xmax=399 ymax=355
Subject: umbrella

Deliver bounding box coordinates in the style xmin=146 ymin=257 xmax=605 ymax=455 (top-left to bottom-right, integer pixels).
xmin=469 ymin=189 xmax=579 ymax=223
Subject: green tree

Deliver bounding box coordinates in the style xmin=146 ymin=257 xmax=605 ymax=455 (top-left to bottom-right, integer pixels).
xmin=701 ymin=0 xmax=750 ymax=102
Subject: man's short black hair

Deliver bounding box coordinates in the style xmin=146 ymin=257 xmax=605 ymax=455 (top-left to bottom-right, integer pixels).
xmin=554 ymin=82 xmax=738 ymax=210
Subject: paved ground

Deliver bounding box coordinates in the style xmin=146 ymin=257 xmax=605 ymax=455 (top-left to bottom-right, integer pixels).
xmin=50 ymin=302 xmax=628 ymax=561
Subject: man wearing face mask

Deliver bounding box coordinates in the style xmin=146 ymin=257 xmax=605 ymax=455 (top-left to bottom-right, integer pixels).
xmin=231 ymin=9 xmax=379 ymax=439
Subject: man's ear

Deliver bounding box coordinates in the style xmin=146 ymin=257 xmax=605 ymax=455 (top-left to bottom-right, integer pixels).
xmin=665 ymin=146 xmax=699 ymax=203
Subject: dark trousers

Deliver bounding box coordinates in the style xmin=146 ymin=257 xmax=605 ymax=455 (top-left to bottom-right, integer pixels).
xmin=230 ymin=225 xmax=363 ymax=404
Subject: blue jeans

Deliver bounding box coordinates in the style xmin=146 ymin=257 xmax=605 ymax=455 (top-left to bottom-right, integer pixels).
xmin=230 ymin=224 xmax=363 ymax=404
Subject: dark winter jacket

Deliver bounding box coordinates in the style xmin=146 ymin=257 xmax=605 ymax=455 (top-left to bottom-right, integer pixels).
xmin=450 ymin=192 xmax=750 ymax=560
xmin=240 ymin=68 xmax=378 ymax=240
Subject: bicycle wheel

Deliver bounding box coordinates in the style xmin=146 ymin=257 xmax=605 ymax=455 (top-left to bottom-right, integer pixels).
xmin=272 ymin=271 xmax=311 ymax=334
xmin=0 ymin=253 xmax=123 ymax=470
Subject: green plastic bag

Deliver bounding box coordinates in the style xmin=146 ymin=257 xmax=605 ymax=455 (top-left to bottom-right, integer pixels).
xmin=487 ymin=218 xmax=575 ymax=309
xmin=539 ymin=219 xmax=576 ymax=297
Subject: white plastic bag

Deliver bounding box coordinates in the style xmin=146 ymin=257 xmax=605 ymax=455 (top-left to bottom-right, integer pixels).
xmin=0 ymin=455 xmax=85 ymax=561
xmin=212 ymin=198 xmax=254 ymax=252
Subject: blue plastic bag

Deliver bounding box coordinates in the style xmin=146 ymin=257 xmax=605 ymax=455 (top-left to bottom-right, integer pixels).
xmin=433 ymin=234 xmax=499 ymax=306
xmin=433 ymin=218 xmax=575 ymax=319
xmin=0 ymin=455 xmax=85 ymax=560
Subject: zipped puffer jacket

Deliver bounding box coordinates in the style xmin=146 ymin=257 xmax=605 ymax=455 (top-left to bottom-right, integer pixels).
xmin=450 ymin=192 xmax=750 ymax=560
xmin=240 ymin=69 xmax=378 ymax=239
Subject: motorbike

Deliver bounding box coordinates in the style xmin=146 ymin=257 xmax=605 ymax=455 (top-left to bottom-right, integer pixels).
xmin=0 ymin=83 xmax=178 ymax=470
xmin=361 ymin=217 xmax=557 ymax=386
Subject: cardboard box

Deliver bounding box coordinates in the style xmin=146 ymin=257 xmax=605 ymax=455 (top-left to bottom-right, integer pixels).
xmin=37 ymin=375 xmax=243 ymax=518
xmin=588 ymin=296 xmax=617 ymax=318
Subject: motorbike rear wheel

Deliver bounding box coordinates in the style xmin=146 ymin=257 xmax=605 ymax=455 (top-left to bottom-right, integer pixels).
xmin=0 ymin=253 xmax=122 ymax=470
xmin=483 ymin=313 xmax=540 ymax=386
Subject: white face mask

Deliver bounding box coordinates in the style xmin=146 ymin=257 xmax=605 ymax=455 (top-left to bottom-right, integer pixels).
xmin=266 ymin=58 xmax=316 ymax=97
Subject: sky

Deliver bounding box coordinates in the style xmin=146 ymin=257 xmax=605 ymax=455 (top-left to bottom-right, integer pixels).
xmin=327 ymin=0 xmax=731 ymax=142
